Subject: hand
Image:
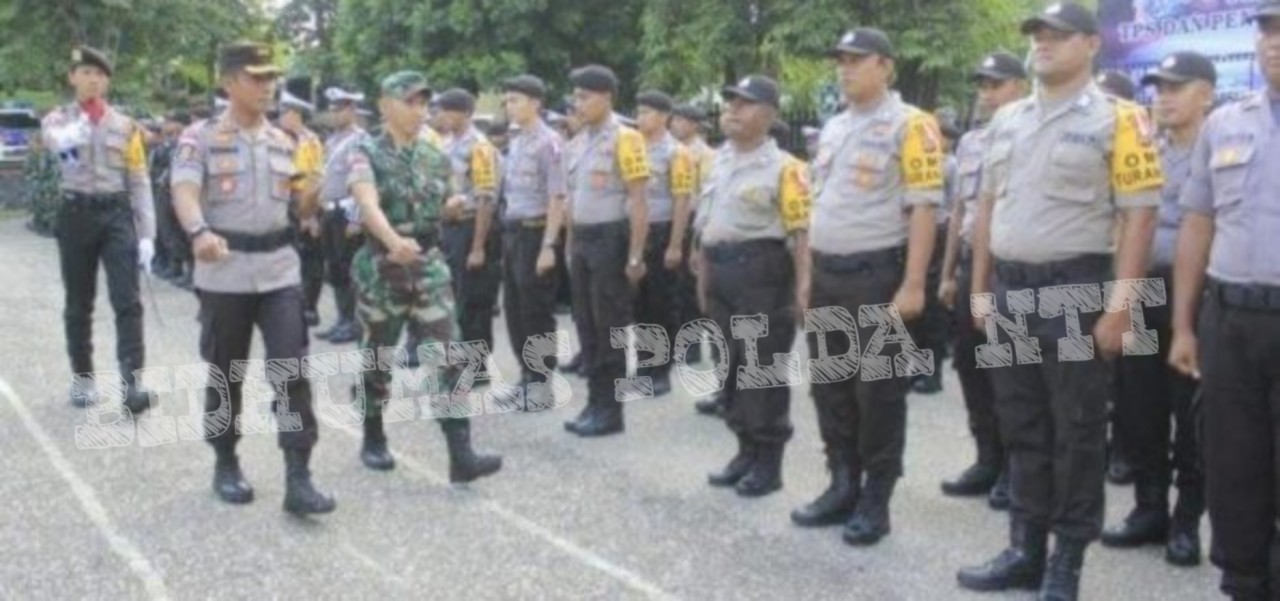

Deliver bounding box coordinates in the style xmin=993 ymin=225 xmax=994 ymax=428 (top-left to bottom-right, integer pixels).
xmin=938 ymin=277 xmax=957 ymax=310
xmin=137 ymin=238 xmax=155 ymax=273
xmin=301 ymin=217 xmax=322 ymax=238
xmin=1167 ymin=330 xmax=1201 ymax=380
xmin=663 ymin=245 xmax=683 ymax=271
xmin=971 ymin=284 xmax=990 ymax=331
xmin=625 ymin=259 xmax=647 ymax=286
xmin=387 ymin=236 xmax=422 ymax=265
xmin=192 ymin=231 xmax=229 ymax=263
xmin=444 ymin=196 xmax=467 ymax=221
xmin=1093 ymin=311 xmax=1129 ymax=360
xmin=535 ymin=247 xmax=556 ymax=276
xmin=893 ymin=283 xmax=926 ymax=322
xmin=466 ymin=249 xmax=486 ymax=270
xmin=795 ymin=278 xmax=811 ymax=323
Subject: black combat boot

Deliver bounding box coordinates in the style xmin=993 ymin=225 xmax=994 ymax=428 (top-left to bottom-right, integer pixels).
xmin=943 ymin=435 xmax=1001 ymax=496
xmin=576 ymin=387 xmax=623 ymax=437
xmin=1166 ymin=485 xmax=1204 ymax=567
xmin=842 ymin=473 xmax=896 ymax=545
xmin=694 ymin=390 xmax=728 ymax=417
xmin=282 ymin=448 xmax=336 ymax=515
xmin=708 ymin=435 xmax=755 ymax=488
xmin=120 ymin=362 xmax=151 ymax=416
xmin=957 ymin=520 xmax=1048 ymax=591
xmin=441 ymin=418 xmax=502 ymax=483
xmin=988 ymin=468 xmax=1011 ymax=510
xmin=1038 ymin=536 xmax=1088 ymax=601
xmin=650 ymin=369 xmax=673 ymax=397
xmin=736 ymin=443 xmax=783 ymax=498
xmin=791 ymin=454 xmax=860 ymax=527
xmin=1102 ymin=474 xmax=1169 ymax=548
xmin=212 ymin=446 xmax=254 ymax=504
xmin=360 ymin=415 xmax=396 ymax=471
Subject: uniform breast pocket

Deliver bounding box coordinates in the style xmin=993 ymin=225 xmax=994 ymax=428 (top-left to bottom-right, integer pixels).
xmin=730 ymin=184 xmax=778 ymax=233
xmin=1209 ymin=145 xmax=1254 ymax=211
xmin=1045 ymin=144 xmax=1103 ymax=204
xmin=103 ymin=134 xmax=128 ymax=169
xmin=269 ymin=152 xmax=295 ymax=202
xmin=206 ymin=155 xmax=245 ymax=203
xmin=957 ymin=164 xmax=982 ymax=201
xmin=848 ymin=151 xmax=890 ymax=190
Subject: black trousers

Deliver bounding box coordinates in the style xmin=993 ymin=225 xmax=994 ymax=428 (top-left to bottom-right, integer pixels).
xmin=1113 ymin=267 xmax=1202 ymax=515
xmin=570 ymin=221 xmax=633 ymax=412
xmin=198 ymin=286 xmax=318 ymax=451
xmin=916 ymin=222 xmax=951 ymax=363
xmin=56 ymin=196 xmax=144 ymax=377
xmin=299 ymin=229 xmax=325 ymax=314
xmin=502 ymin=220 xmax=559 ymax=382
xmin=807 ymin=247 xmax=911 ymax=476
xmin=635 ymin=221 xmax=681 ymax=377
xmin=954 ymin=250 xmax=1002 ymax=468
xmin=323 ymin=209 xmax=361 ymax=322
xmin=989 ymin=255 xmax=1113 ymax=541
xmin=705 ymin=239 xmax=796 ymax=445
xmin=442 ymin=218 xmax=502 ymax=352
xmin=1198 ymin=287 xmax=1280 ymax=599
xmin=676 ymin=212 xmax=702 ymax=329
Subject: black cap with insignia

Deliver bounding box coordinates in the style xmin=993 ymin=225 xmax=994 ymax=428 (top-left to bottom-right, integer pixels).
xmin=1140 ymin=52 xmax=1217 ymax=87
xmin=218 ymin=42 xmax=282 ymax=77
xmin=636 ymin=90 xmax=674 ymax=113
xmin=70 ymin=46 xmax=113 ymax=77
xmin=569 ymin=65 xmax=619 ymax=95
xmin=971 ymin=51 xmax=1027 ymax=82
xmin=502 ymin=74 xmax=547 ymax=100
xmin=1250 ymin=0 xmax=1280 ymax=22
xmin=1020 ymin=2 xmax=1099 ymax=36
xmin=1095 ymin=70 xmax=1137 ymax=101
xmin=435 ymin=88 xmax=476 ymax=113
xmin=722 ymin=75 xmax=781 ymax=110
xmin=827 ymin=28 xmax=895 ymax=59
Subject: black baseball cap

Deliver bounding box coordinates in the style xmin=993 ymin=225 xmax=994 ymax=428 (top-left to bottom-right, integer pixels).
xmin=570 ymin=65 xmax=618 ymax=95
xmin=1020 ymin=2 xmax=1099 ymax=36
xmin=1140 ymin=52 xmax=1217 ymax=87
xmin=1095 ymin=70 xmax=1137 ymax=101
xmin=636 ymin=90 xmax=674 ymax=113
xmin=435 ymin=88 xmax=476 ymax=113
xmin=1251 ymin=0 xmax=1280 ymax=22
xmin=502 ymin=74 xmax=547 ymax=100
xmin=70 ymin=46 xmax=113 ymax=77
xmin=827 ymin=28 xmax=895 ymax=59
xmin=722 ymin=75 xmax=781 ymax=109
xmin=971 ymin=51 xmax=1027 ymax=82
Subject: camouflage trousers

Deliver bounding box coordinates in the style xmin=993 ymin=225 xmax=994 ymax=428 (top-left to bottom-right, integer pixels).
xmin=351 ymin=244 xmax=460 ymax=419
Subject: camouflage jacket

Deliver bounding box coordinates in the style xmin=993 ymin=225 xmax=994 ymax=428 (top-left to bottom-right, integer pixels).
xmin=348 ymin=132 xmax=454 ymax=238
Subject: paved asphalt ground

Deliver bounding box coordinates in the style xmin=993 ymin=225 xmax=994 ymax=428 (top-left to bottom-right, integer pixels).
xmin=0 ymin=217 xmax=1222 ymax=600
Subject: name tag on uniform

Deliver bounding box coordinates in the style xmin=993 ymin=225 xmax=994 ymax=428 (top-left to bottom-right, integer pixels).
xmin=1210 ymin=145 xmax=1253 ymax=169
xmin=590 ymin=170 xmax=610 ymax=190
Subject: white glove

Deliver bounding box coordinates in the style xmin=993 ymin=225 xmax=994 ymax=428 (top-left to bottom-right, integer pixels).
xmin=137 ymin=238 xmax=155 ymax=274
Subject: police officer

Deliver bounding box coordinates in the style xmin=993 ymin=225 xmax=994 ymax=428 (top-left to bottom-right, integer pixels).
xmin=1169 ymin=3 xmax=1280 ymax=596
xmin=560 ymin=65 xmax=651 ymax=437
xmin=790 ymin=29 xmax=944 ymax=546
xmin=695 ymin=75 xmax=809 ymax=498
xmin=958 ymin=4 xmax=1163 ymax=598
xmin=316 ymin=85 xmax=369 ymax=343
xmin=1096 ymin=70 xmax=1137 ymax=102
xmin=170 ymin=42 xmax=335 ymax=515
xmin=633 ymin=90 xmax=696 ymax=397
xmin=152 ymin=112 xmax=194 ymax=287
xmin=431 ymin=89 xmax=503 ymax=359
xmin=937 ymin=51 xmax=1027 ymax=509
xmin=346 ymin=71 xmax=502 ymax=483
xmin=1101 ymin=51 xmax=1214 ymax=568
xmin=42 ymin=45 xmax=154 ymax=412
xmin=278 ymin=89 xmax=326 ymax=326
xmin=499 ymin=75 xmax=569 ymax=395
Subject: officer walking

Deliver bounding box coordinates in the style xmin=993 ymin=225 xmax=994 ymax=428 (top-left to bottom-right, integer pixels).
xmin=1168 ymin=3 xmax=1280 ymax=597
xmin=562 ymin=65 xmax=651 ymax=437
xmin=316 ymin=85 xmax=369 ymax=343
xmin=278 ymin=89 xmax=326 ymax=326
xmin=499 ymin=75 xmax=569 ymax=396
xmin=170 ymin=42 xmax=335 ymax=515
xmin=790 ymin=29 xmax=943 ymax=547
xmin=42 ymin=45 xmax=154 ymax=412
xmin=936 ymin=51 xmax=1027 ymax=509
xmin=696 ymin=75 xmax=810 ymax=498
xmin=345 ymin=71 xmax=502 ymax=483
xmin=1102 ymin=51 xmax=1214 ymax=568
xmin=633 ymin=90 xmax=696 ymax=397
xmin=152 ymin=112 xmax=194 ymax=287
xmin=958 ymin=4 xmax=1163 ymax=599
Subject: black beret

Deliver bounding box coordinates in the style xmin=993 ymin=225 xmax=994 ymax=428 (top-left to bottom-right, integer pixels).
xmin=635 ymin=90 xmax=674 ymax=113
xmin=71 ymin=46 xmax=113 ymax=77
xmin=218 ymin=42 xmax=282 ymax=77
xmin=502 ymin=74 xmax=547 ymax=100
xmin=435 ymin=88 xmax=476 ymax=113
xmin=672 ymin=103 xmax=707 ymax=122
xmin=569 ymin=65 xmax=618 ymax=94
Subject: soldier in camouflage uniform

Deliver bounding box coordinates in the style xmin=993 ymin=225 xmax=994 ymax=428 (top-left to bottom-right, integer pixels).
xmin=346 ymin=71 xmax=502 ymax=483
xmin=24 ymin=133 xmax=61 ymax=237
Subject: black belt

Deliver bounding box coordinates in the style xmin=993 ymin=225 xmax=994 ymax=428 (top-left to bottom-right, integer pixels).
xmin=62 ymin=192 xmax=129 ymax=211
xmin=213 ymin=228 xmax=295 ymax=253
xmin=446 ymin=210 xmax=478 ymax=223
xmin=994 ymin=254 xmax=1111 ymax=287
xmin=503 ymin=217 xmax=547 ymax=230
xmin=572 ymin=220 xmax=626 ymax=239
xmin=1209 ymin=279 xmax=1280 ymax=312
xmin=703 ymin=239 xmax=786 ymax=263
xmin=812 ymin=246 xmax=905 ymax=274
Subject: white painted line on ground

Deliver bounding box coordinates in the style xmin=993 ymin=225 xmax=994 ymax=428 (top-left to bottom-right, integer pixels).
xmin=333 ymin=427 xmax=679 ymax=600
xmin=339 ymin=541 xmax=412 ymax=590
xmin=0 ymin=378 xmax=171 ymax=601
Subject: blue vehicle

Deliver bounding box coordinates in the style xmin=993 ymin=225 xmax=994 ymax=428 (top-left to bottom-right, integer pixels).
xmin=0 ymin=108 xmax=40 ymax=171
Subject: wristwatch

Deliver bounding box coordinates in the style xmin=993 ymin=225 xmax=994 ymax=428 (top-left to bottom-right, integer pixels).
xmin=187 ymin=222 xmax=210 ymax=238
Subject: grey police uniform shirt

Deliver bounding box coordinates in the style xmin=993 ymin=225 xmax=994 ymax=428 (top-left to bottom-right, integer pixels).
xmin=41 ymin=103 xmax=156 ymax=239
xmin=953 ymin=125 xmax=991 ymax=246
xmin=809 ymin=94 xmax=945 ymax=255
xmin=939 ymin=154 xmax=956 ymax=226
xmin=1152 ymin=137 xmax=1192 ymax=268
xmin=502 ymin=119 xmax=567 ymax=221
xmin=982 ymin=83 xmax=1163 ymax=264
xmin=170 ymin=113 xmax=302 ymax=294
xmin=319 ymin=125 xmax=368 ymax=207
xmin=446 ymin=125 xmax=500 ymax=213
xmin=646 ymin=132 xmax=681 ymax=223
xmin=1180 ymin=91 xmax=1280 ymax=286
xmin=693 ymin=138 xmax=810 ymax=245
xmin=567 ymin=116 xmax=649 ymax=225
